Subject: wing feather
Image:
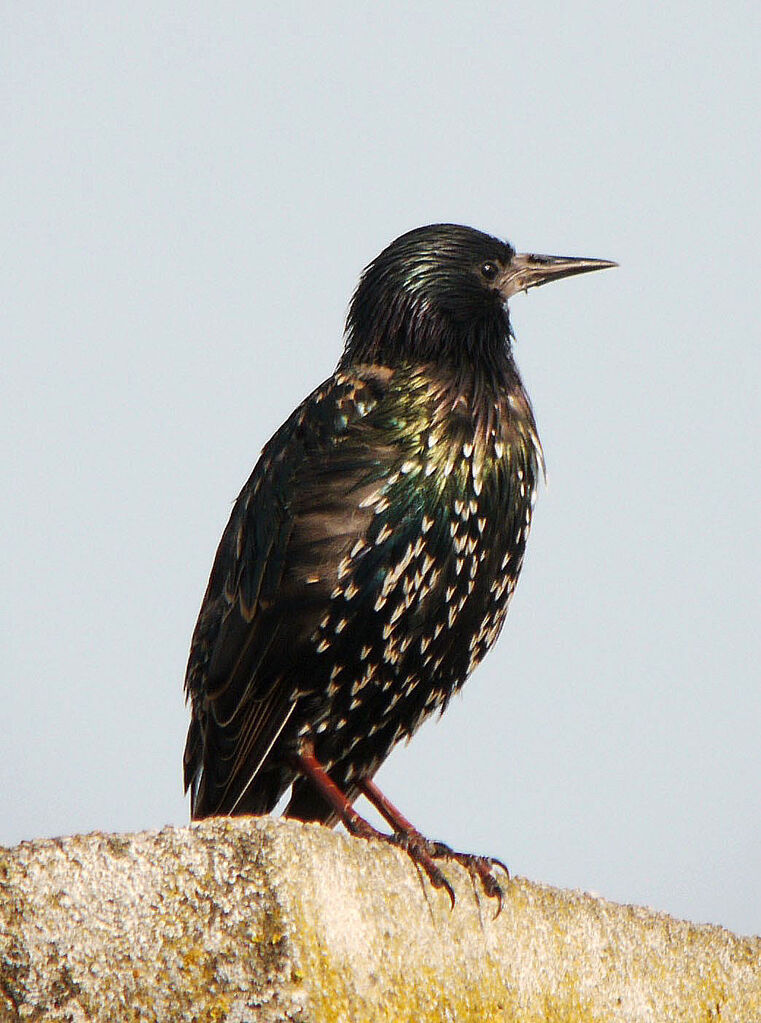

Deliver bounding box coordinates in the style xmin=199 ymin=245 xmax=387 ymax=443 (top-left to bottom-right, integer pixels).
xmin=183 ymin=370 xmax=390 ymax=817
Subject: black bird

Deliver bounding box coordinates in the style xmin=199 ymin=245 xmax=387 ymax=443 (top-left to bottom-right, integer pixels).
xmin=183 ymin=224 xmax=615 ymax=903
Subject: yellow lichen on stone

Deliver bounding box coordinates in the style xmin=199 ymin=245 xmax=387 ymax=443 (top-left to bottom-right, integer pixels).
xmin=0 ymin=818 xmax=759 ymax=1021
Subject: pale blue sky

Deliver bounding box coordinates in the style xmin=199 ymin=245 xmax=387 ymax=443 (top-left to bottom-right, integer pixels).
xmin=3 ymin=3 xmax=760 ymax=935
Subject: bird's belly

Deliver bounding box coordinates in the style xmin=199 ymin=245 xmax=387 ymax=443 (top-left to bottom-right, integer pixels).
xmin=301 ymin=469 xmax=535 ymax=777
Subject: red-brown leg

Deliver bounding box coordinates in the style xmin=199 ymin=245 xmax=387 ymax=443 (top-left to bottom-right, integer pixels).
xmin=293 ymin=744 xmax=455 ymax=907
xmin=357 ymin=777 xmax=419 ymax=833
xmin=293 ymin=744 xmax=379 ymax=839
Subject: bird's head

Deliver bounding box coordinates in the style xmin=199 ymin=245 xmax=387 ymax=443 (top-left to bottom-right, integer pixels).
xmin=341 ymin=223 xmax=615 ymax=374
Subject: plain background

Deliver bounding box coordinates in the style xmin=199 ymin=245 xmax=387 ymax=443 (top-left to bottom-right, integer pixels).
xmin=3 ymin=4 xmax=759 ymax=936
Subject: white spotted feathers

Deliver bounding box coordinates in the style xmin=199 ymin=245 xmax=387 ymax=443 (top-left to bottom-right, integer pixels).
xmin=304 ymin=366 xmax=542 ymax=767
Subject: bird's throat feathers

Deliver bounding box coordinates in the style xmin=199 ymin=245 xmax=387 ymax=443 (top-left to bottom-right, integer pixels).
xmin=351 ymin=358 xmax=545 ymax=505
xmin=338 ymin=267 xmax=542 ymax=489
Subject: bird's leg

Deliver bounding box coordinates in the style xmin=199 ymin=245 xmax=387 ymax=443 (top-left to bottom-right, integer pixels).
xmin=292 ymin=743 xmax=382 ymax=841
xmin=357 ymin=776 xmax=421 ymax=834
xmin=293 ymin=743 xmax=455 ymax=906
xmin=359 ymin=777 xmax=508 ymax=914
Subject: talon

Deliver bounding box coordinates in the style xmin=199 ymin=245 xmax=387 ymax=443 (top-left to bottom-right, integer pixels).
xmin=388 ymin=831 xmax=456 ymax=907
xmin=486 ymin=855 xmax=510 ymax=880
xmin=424 ymin=843 xmax=508 ymax=912
xmin=432 ymin=869 xmax=456 ymax=910
xmin=478 ymin=867 xmax=504 ymax=917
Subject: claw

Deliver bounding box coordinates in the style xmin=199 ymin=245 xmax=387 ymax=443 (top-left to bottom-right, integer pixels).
xmin=486 ymin=854 xmax=511 ymax=880
xmin=388 ymin=832 xmax=456 ymax=909
xmin=426 ymin=840 xmax=508 ymax=916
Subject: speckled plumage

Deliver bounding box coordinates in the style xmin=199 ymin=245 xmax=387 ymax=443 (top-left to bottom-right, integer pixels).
xmin=183 ymin=225 xmax=614 ymax=891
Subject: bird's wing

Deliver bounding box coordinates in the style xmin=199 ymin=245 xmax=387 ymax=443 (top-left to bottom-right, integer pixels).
xmin=183 ymin=367 xmax=400 ymax=817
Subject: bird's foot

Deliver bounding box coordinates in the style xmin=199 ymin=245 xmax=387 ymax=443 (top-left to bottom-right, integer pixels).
xmin=385 ymin=830 xmax=456 ymax=908
xmin=387 ymin=833 xmax=508 ymax=914
xmin=291 ymin=756 xmax=506 ymax=910
xmin=355 ymin=776 xmax=507 ymax=912
xmin=332 ymin=804 xmax=459 ymax=903
xmin=426 ymin=840 xmax=509 ymax=916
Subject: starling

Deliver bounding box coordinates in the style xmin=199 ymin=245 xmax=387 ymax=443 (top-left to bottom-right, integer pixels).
xmin=183 ymin=224 xmax=615 ymax=905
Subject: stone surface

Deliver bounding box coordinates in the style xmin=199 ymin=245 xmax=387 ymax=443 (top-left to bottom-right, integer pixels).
xmin=0 ymin=817 xmax=759 ymax=1021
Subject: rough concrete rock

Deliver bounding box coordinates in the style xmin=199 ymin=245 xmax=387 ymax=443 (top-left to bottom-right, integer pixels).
xmin=0 ymin=817 xmax=759 ymax=1021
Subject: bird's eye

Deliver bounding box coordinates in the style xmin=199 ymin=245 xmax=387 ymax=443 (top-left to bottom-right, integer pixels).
xmin=480 ymin=262 xmax=499 ymax=281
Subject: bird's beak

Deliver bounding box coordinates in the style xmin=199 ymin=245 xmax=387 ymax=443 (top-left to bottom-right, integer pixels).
xmin=499 ymin=252 xmax=618 ymax=299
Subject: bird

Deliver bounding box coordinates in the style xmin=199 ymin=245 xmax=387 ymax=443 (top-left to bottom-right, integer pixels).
xmin=183 ymin=223 xmax=615 ymax=906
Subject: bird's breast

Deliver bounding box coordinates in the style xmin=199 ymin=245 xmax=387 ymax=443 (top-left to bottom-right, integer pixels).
xmin=304 ymin=375 xmax=541 ymax=767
